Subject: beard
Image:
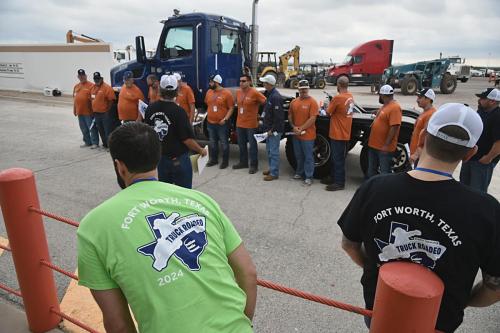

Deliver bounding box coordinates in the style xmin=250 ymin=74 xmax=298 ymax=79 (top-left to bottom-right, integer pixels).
xmin=378 ymin=96 xmax=384 ymax=104
xmin=114 ymin=163 xmax=127 ymax=189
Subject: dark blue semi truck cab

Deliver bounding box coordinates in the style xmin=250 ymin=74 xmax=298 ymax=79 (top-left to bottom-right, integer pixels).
xmin=110 ymin=12 xmax=252 ymax=108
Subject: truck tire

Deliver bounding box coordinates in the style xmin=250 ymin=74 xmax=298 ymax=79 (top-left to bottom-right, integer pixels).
xmin=289 ymin=79 xmax=299 ymax=89
xmin=285 ymin=131 xmax=331 ymax=179
xmin=440 ymin=74 xmax=457 ymax=94
xmin=460 ymin=77 xmax=469 ymax=83
xmin=401 ymin=77 xmax=418 ymax=95
xmin=359 ymin=143 xmax=411 ymax=177
xmin=316 ymin=79 xmax=326 ymax=89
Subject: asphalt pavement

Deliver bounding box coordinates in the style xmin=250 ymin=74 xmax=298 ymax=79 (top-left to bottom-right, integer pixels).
xmin=0 ymin=78 xmax=499 ymax=332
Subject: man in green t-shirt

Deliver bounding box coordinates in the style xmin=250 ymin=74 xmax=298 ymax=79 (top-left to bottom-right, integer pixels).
xmin=77 ymin=122 xmax=257 ymax=333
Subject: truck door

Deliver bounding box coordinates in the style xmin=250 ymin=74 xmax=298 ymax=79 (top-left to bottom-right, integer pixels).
xmin=210 ymin=25 xmax=243 ymax=88
xmin=350 ymin=54 xmax=365 ymax=83
xmin=158 ymin=25 xmax=196 ymax=91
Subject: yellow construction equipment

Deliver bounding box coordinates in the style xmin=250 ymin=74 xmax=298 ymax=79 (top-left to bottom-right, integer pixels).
xmin=66 ymin=30 xmax=103 ymax=43
xmin=256 ymin=45 xmax=300 ymax=87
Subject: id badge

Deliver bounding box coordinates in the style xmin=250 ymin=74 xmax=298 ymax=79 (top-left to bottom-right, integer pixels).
xmin=213 ymin=106 xmax=218 ymax=112
xmin=240 ymin=107 xmax=244 ymax=114
xmin=91 ymin=94 xmax=96 ymax=99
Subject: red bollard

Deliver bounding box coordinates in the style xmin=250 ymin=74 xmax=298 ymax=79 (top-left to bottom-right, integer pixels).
xmin=0 ymin=168 xmax=61 ymax=333
xmin=370 ymin=261 xmax=444 ymax=333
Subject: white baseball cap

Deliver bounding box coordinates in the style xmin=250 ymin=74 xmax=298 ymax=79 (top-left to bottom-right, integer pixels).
xmin=418 ymin=88 xmax=436 ymax=101
xmin=160 ymin=74 xmax=178 ymax=90
xmin=259 ymin=74 xmax=276 ymax=86
xmin=173 ymin=72 xmax=182 ymax=81
xmin=379 ymin=84 xmax=394 ymax=95
xmin=426 ymin=103 xmax=483 ymax=148
xmin=211 ymin=74 xmax=222 ymax=84
xmin=475 ymin=88 xmax=500 ymax=101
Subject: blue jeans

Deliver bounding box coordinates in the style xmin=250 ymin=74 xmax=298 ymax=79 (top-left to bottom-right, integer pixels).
xmin=293 ymin=138 xmax=315 ymax=180
xmin=78 ymin=115 xmax=99 ymax=146
xmin=266 ymin=133 xmax=281 ymax=177
xmin=157 ymin=152 xmax=193 ymax=189
xmin=207 ymin=123 xmax=229 ymax=162
xmin=330 ymin=140 xmax=347 ymax=185
xmin=459 ymin=160 xmax=498 ymax=193
xmin=236 ymin=127 xmax=258 ymax=167
xmin=94 ymin=112 xmax=112 ymax=148
xmin=367 ymin=147 xmax=393 ymax=179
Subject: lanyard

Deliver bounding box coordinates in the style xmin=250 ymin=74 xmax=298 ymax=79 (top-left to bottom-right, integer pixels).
xmin=131 ymin=177 xmax=157 ymax=185
xmin=414 ymin=167 xmax=453 ymax=178
xmin=238 ymin=89 xmax=250 ymax=106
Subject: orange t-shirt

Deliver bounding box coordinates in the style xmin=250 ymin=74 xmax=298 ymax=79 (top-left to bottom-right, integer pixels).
xmin=327 ymin=92 xmax=354 ymax=140
xmin=236 ymin=87 xmax=266 ymax=128
xmin=73 ymin=81 xmax=94 ymax=116
xmin=289 ymin=96 xmax=319 ymax=141
xmin=204 ymin=88 xmax=235 ymax=124
xmin=148 ymin=86 xmax=161 ymax=104
xmin=91 ymin=83 xmax=116 ymax=113
xmin=118 ymin=84 xmax=145 ymax=121
xmin=368 ymin=100 xmax=402 ymax=152
xmin=409 ymin=106 xmax=437 ymax=154
xmin=177 ymin=84 xmax=196 ymax=119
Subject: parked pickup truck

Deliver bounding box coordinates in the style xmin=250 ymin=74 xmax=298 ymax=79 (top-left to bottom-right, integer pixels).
xmin=193 ymin=91 xmax=418 ymax=178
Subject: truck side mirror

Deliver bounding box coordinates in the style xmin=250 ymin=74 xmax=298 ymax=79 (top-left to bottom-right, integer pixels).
xmin=135 ymin=36 xmax=146 ymax=64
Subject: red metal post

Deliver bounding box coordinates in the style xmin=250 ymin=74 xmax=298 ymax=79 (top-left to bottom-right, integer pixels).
xmin=0 ymin=168 xmax=61 ymax=333
xmin=370 ymin=261 xmax=444 ymax=333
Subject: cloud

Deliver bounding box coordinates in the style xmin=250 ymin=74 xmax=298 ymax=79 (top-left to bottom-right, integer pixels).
xmin=0 ymin=0 xmax=499 ymax=66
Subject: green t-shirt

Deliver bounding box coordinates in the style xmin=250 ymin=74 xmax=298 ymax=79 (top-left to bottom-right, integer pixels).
xmin=77 ymin=181 xmax=253 ymax=333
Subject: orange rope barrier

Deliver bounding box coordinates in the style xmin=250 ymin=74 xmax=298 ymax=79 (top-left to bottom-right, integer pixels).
xmin=257 ymin=279 xmax=372 ymax=317
xmin=0 ymin=282 xmax=22 ymax=298
xmin=28 ymin=207 xmax=80 ymax=227
xmin=40 ymin=260 xmax=79 ymax=281
xmin=50 ymin=307 xmax=100 ymax=333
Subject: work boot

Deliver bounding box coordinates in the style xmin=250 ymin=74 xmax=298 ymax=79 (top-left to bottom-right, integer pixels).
xmin=219 ymin=160 xmax=229 ymax=169
xmin=303 ymin=179 xmax=313 ymax=186
xmin=232 ymin=162 xmax=248 ymax=170
xmin=325 ymin=183 xmax=345 ymax=191
xmin=263 ymin=175 xmax=278 ymax=181
xmin=248 ymin=166 xmax=258 ymax=174
xmin=206 ymin=160 xmax=218 ymax=167
xmin=90 ymin=144 xmax=99 ymax=149
xmin=262 ymin=170 xmax=270 ymax=176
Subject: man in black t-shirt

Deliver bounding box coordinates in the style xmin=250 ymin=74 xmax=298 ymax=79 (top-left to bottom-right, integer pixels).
xmin=338 ymin=103 xmax=500 ymax=332
xmin=144 ymin=75 xmax=206 ymax=189
xmin=460 ymin=88 xmax=500 ymax=193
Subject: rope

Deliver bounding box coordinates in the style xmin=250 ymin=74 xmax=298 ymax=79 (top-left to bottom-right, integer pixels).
xmin=28 ymin=207 xmax=80 ymax=227
xmin=257 ymin=279 xmax=372 ymax=317
xmin=40 ymin=260 xmax=79 ymax=280
xmin=0 ymin=243 xmax=11 ymax=252
xmin=0 ymin=282 xmax=22 ymax=297
xmin=50 ymin=307 xmax=100 ymax=333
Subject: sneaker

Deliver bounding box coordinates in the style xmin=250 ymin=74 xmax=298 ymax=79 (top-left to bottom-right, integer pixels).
xmin=206 ymin=160 xmax=218 ymax=167
xmin=263 ymin=175 xmax=278 ymax=181
xmin=320 ymin=176 xmax=334 ymax=185
xmin=325 ymin=183 xmax=345 ymax=191
xmin=90 ymin=144 xmax=99 ymax=149
xmin=249 ymin=166 xmax=258 ymax=174
xmin=80 ymin=144 xmax=91 ymax=148
xmin=303 ymin=179 xmax=313 ymax=186
xmin=232 ymin=163 xmax=248 ymax=170
xmin=262 ymin=170 xmax=270 ymax=176
xmin=292 ymin=174 xmax=302 ymax=180
xmin=219 ymin=161 xmax=229 ymax=169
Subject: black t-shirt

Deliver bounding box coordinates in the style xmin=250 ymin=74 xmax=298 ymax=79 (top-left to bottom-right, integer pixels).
xmin=144 ymin=100 xmax=194 ymax=158
xmin=472 ymin=106 xmax=500 ymax=163
xmin=337 ymin=173 xmax=500 ymax=333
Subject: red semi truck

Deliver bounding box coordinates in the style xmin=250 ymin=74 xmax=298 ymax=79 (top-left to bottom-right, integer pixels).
xmin=326 ymin=39 xmax=393 ymax=85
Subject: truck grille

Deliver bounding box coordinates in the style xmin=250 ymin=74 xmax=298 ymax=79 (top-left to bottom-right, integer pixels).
xmin=460 ymin=65 xmax=471 ymax=76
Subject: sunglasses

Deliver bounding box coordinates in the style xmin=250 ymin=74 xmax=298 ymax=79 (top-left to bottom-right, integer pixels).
xmin=240 ymin=80 xmax=247 ymax=82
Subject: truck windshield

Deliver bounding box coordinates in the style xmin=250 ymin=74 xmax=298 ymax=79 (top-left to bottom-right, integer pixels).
xmin=342 ymin=55 xmax=352 ymax=64
xmin=163 ymin=26 xmax=193 ymax=58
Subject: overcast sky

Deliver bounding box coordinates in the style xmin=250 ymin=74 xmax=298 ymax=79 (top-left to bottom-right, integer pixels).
xmin=1 ymin=0 xmax=499 ymax=67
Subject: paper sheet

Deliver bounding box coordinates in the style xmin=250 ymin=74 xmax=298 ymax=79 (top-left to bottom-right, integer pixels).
xmin=254 ymin=132 xmax=269 ymax=143
xmin=190 ymin=147 xmax=209 ymax=175
xmin=138 ymin=100 xmax=148 ymax=118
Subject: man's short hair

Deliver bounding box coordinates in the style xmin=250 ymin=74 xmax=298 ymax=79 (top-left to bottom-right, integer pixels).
xmin=425 ymin=125 xmax=471 ymax=163
xmin=108 ymin=122 xmax=161 ymax=173
xmin=241 ymin=74 xmax=252 ymax=82
xmin=337 ymin=76 xmax=349 ymax=88
xmin=159 ymin=87 xmax=177 ymax=99
xmin=147 ymin=74 xmax=158 ymax=82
